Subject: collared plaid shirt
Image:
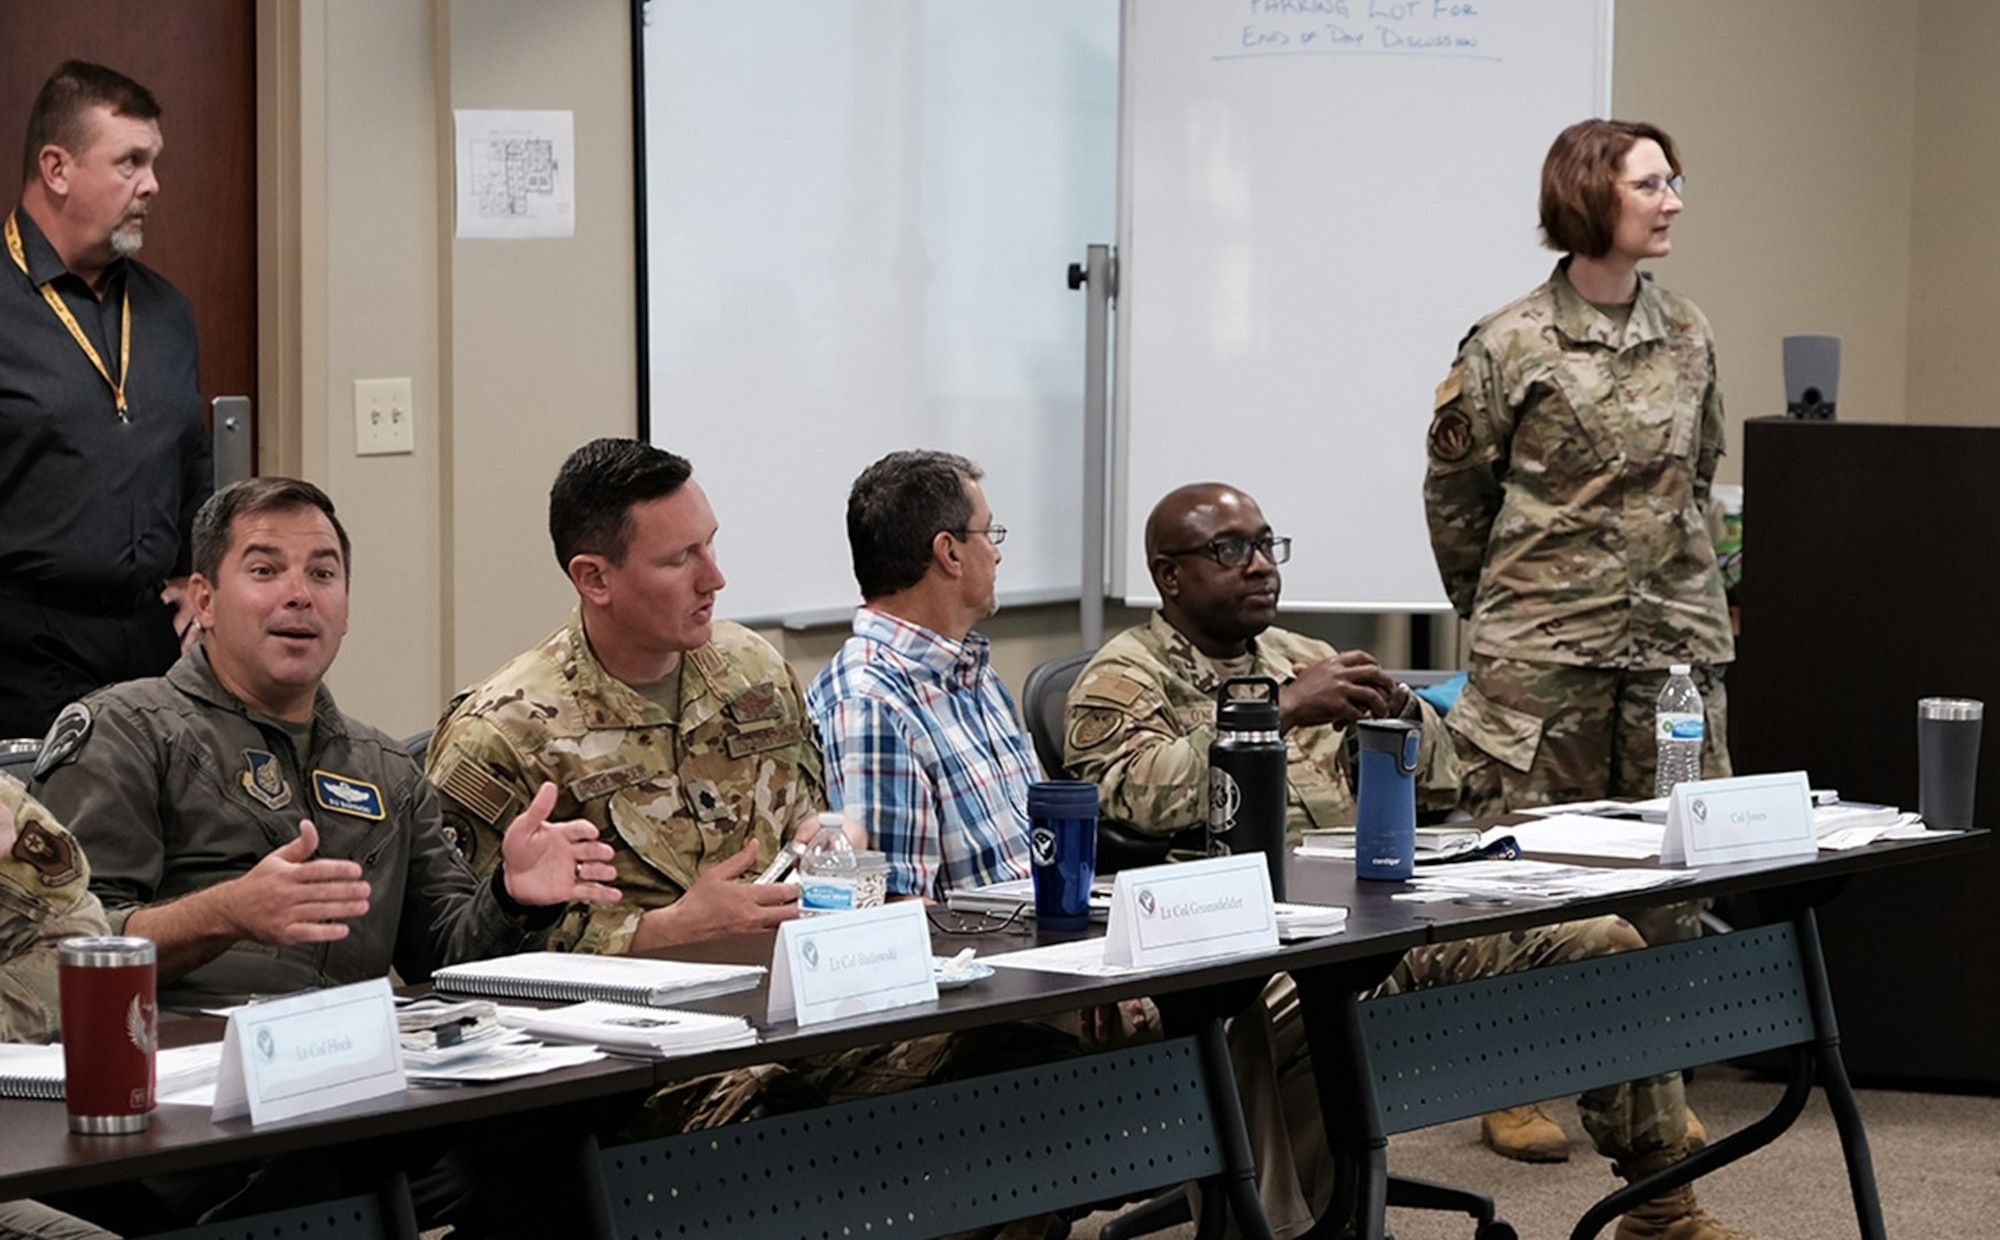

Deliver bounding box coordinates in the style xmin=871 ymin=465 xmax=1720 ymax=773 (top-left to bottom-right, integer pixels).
xmin=806 ymin=608 xmax=1040 ymax=900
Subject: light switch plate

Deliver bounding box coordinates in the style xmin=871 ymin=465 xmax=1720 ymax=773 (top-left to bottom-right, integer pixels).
xmin=354 ymin=378 xmax=414 ymax=455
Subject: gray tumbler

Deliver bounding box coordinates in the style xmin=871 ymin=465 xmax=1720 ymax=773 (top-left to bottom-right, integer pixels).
xmin=1917 ymin=697 xmax=1983 ymax=830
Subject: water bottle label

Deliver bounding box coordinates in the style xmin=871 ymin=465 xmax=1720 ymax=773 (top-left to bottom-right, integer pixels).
xmin=1657 ymin=713 xmax=1704 ymax=742
xmin=1207 ymin=768 xmax=1241 ymax=833
xmin=799 ymin=877 xmax=856 ymax=915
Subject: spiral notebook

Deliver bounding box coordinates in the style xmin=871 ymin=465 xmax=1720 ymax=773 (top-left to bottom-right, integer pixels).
xmin=0 ymin=1043 xmax=224 ymax=1100
xmin=431 ymin=952 xmax=765 ymax=1007
xmin=0 ymin=1046 xmax=65 ymax=1100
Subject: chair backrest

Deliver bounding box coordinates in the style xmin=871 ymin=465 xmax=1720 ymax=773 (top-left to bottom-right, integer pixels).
xmin=402 ymin=730 xmax=433 ymax=767
xmin=1020 ymin=650 xmax=1095 ymax=778
xmin=146 ymin=1181 xmax=418 ymax=1240
xmin=0 ymin=739 xmax=40 ymax=784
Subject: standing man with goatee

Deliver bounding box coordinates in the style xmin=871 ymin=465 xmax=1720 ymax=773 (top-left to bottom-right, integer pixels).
xmin=0 ymin=61 xmax=209 ymax=739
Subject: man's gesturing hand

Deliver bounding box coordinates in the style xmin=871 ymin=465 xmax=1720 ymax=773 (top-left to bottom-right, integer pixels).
xmin=222 ymin=819 xmax=372 ymax=945
xmin=499 ymin=782 xmax=620 ymax=908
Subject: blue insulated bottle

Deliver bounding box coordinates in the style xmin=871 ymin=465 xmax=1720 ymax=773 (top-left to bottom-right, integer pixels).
xmin=1355 ymin=719 xmax=1420 ymax=881
xmin=1207 ymin=677 xmax=1289 ymax=901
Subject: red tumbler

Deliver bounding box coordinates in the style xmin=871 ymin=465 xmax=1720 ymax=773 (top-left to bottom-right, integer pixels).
xmin=57 ymin=936 xmax=157 ymax=1134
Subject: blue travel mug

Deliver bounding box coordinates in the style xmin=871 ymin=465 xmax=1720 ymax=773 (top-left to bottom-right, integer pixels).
xmin=1027 ymin=780 xmax=1099 ymax=930
xmin=1355 ymin=719 xmax=1420 ymax=881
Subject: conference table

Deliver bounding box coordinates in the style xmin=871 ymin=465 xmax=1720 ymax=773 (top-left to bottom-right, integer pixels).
xmin=0 ymin=827 xmax=1979 ymax=1239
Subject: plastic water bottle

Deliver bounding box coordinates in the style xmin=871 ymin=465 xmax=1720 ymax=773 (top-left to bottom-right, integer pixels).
xmin=798 ymin=811 xmax=859 ymax=915
xmin=1654 ymin=665 xmax=1705 ymax=797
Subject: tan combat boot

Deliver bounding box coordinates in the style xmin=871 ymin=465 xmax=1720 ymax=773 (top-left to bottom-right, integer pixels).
xmin=1684 ymin=1106 xmax=1708 ymax=1151
xmin=1612 ymin=1144 xmax=1757 ymax=1240
xmin=1480 ymin=1102 xmax=1570 ymax=1162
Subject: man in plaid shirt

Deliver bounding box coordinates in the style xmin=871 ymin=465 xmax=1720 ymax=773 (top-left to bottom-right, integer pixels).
xmin=806 ymin=450 xmax=1039 ymax=900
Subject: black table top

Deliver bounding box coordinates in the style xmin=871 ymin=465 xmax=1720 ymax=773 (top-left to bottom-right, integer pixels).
xmin=0 ymin=828 xmax=1978 ymax=1199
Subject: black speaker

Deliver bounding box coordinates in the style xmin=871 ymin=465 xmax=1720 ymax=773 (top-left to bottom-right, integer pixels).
xmin=1782 ymin=334 xmax=1840 ymax=420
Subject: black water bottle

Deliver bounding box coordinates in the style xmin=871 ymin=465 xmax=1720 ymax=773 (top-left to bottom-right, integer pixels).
xmin=1207 ymin=676 xmax=1289 ymax=901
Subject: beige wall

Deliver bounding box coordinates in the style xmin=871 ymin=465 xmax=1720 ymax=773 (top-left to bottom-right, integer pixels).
xmin=279 ymin=0 xmax=1984 ymax=734
xmin=1614 ymin=1 xmax=1918 ymax=470
xmin=1907 ymin=0 xmax=2000 ymax=425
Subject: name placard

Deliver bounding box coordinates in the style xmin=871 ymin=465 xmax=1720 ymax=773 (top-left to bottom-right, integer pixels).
xmin=1660 ymin=771 xmax=1816 ymax=867
xmin=212 ymin=978 xmax=403 ymax=1126
xmin=1102 ymin=854 xmax=1278 ymax=969
xmin=768 ymin=901 xmax=937 ymax=1026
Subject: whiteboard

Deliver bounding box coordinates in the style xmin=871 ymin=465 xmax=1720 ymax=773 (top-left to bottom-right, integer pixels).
xmin=636 ymin=0 xmax=1118 ymax=624
xmin=1112 ymin=0 xmax=1613 ymax=610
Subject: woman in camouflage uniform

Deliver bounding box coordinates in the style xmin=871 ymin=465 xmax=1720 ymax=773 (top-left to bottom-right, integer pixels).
xmin=1423 ymin=118 xmax=1734 ymax=828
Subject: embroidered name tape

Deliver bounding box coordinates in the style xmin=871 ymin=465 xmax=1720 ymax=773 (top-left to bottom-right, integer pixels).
xmin=312 ymin=771 xmax=386 ymax=821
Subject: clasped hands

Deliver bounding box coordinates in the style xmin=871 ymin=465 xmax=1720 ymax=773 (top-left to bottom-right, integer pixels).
xmin=1277 ymin=649 xmax=1411 ymax=732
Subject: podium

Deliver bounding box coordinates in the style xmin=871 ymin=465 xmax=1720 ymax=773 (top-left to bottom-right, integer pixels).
xmin=1731 ymin=418 xmax=1999 ymax=1085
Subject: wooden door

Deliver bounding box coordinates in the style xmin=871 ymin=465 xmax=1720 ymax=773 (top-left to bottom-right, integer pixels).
xmin=0 ymin=0 xmax=258 ymax=421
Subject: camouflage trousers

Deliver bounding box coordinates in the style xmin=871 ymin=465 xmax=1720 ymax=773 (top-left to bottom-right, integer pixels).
xmin=1236 ymin=917 xmax=1686 ymax=1239
xmin=1449 ymin=654 xmax=1734 ymax=945
xmin=627 ymin=1021 xmax=1081 ymax=1138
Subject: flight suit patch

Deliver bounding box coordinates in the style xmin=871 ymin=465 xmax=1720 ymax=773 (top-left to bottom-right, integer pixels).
xmin=684 ymin=779 xmax=734 ymax=824
xmin=725 ymin=683 xmax=785 ymax=724
xmin=31 ymin=703 xmax=92 ymax=780
xmin=723 ymin=721 xmax=805 ymax=759
xmin=568 ymin=764 xmax=650 ymax=802
xmin=239 ymin=749 xmax=292 ymax=811
xmin=437 ymin=757 xmax=513 ymax=826
xmin=1067 ymin=707 xmax=1123 ymax=751
xmin=1433 ymin=370 xmax=1463 ymax=411
xmin=12 ymin=821 xmax=78 ymax=886
xmin=1428 ymin=408 xmax=1473 ymax=463
xmin=312 ymin=771 xmax=386 ymax=821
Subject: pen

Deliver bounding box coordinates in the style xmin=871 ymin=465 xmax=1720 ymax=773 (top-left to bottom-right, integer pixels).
xmin=753 ymin=838 xmax=808 ymax=885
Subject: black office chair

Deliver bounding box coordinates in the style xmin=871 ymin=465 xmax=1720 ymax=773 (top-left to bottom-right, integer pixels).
xmin=0 ymin=739 xmax=39 ymax=782
xmin=143 ymin=1176 xmax=419 ymax=1239
xmin=1019 ymin=651 xmax=1204 ymax=873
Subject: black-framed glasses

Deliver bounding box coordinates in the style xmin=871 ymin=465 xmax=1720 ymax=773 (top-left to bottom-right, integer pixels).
xmin=1627 ymin=173 xmax=1684 ymax=200
xmin=1159 ymin=534 xmax=1291 ymax=569
xmin=926 ymin=905 xmax=1032 ymax=936
xmin=953 ymin=524 xmax=1007 ymax=546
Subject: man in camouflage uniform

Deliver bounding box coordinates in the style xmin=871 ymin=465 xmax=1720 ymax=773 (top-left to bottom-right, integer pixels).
xmin=429 ymin=438 xmax=820 ymax=961
xmin=1065 ymin=483 xmax=1752 ymax=1240
xmin=0 ymin=776 xmax=117 ymax=1240
xmin=428 ymin=440 xmax=1046 ymax=1141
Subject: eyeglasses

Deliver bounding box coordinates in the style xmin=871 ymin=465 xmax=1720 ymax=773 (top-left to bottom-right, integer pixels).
xmin=1627 ymin=173 xmax=1684 ymax=200
xmin=1159 ymin=534 xmax=1291 ymax=569
xmin=953 ymin=524 xmax=1007 ymax=546
xmin=927 ymin=905 xmax=1032 ymax=936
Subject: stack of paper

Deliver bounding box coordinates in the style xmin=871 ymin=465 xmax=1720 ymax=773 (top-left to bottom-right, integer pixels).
xmin=1296 ymin=827 xmax=1482 ymax=861
xmin=497 ymin=1001 xmax=757 ymax=1057
xmin=1398 ymin=860 xmax=1700 ymax=902
xmin=1273 ymin=902 xmax=1349 ymax=941
xmin=433 ymin=953 xmax=765 ymax=1007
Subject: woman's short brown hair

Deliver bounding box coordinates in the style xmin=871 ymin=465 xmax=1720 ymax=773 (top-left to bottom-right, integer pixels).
xmin=1539 ymin=118 xmax=1681 ymax=258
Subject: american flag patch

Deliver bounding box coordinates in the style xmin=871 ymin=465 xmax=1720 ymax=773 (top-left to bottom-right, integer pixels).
xmin=438 ymin=757 xmax=514 ymax=825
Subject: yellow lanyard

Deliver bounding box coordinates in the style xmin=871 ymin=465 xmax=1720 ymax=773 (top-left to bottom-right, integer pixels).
xmin=5 ymin=209 xmax=132 ymax=422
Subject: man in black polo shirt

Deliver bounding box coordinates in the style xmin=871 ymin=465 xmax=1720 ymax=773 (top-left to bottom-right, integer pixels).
xmin=0 ymin=61 xmax=208 ymax=738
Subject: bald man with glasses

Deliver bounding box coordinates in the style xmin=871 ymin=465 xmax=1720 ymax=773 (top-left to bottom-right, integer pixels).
xmin=1061 ymin=482 xmax=1752 ymax=1240
xmin=1064 ymin=482 xmax=1458 ymax=837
